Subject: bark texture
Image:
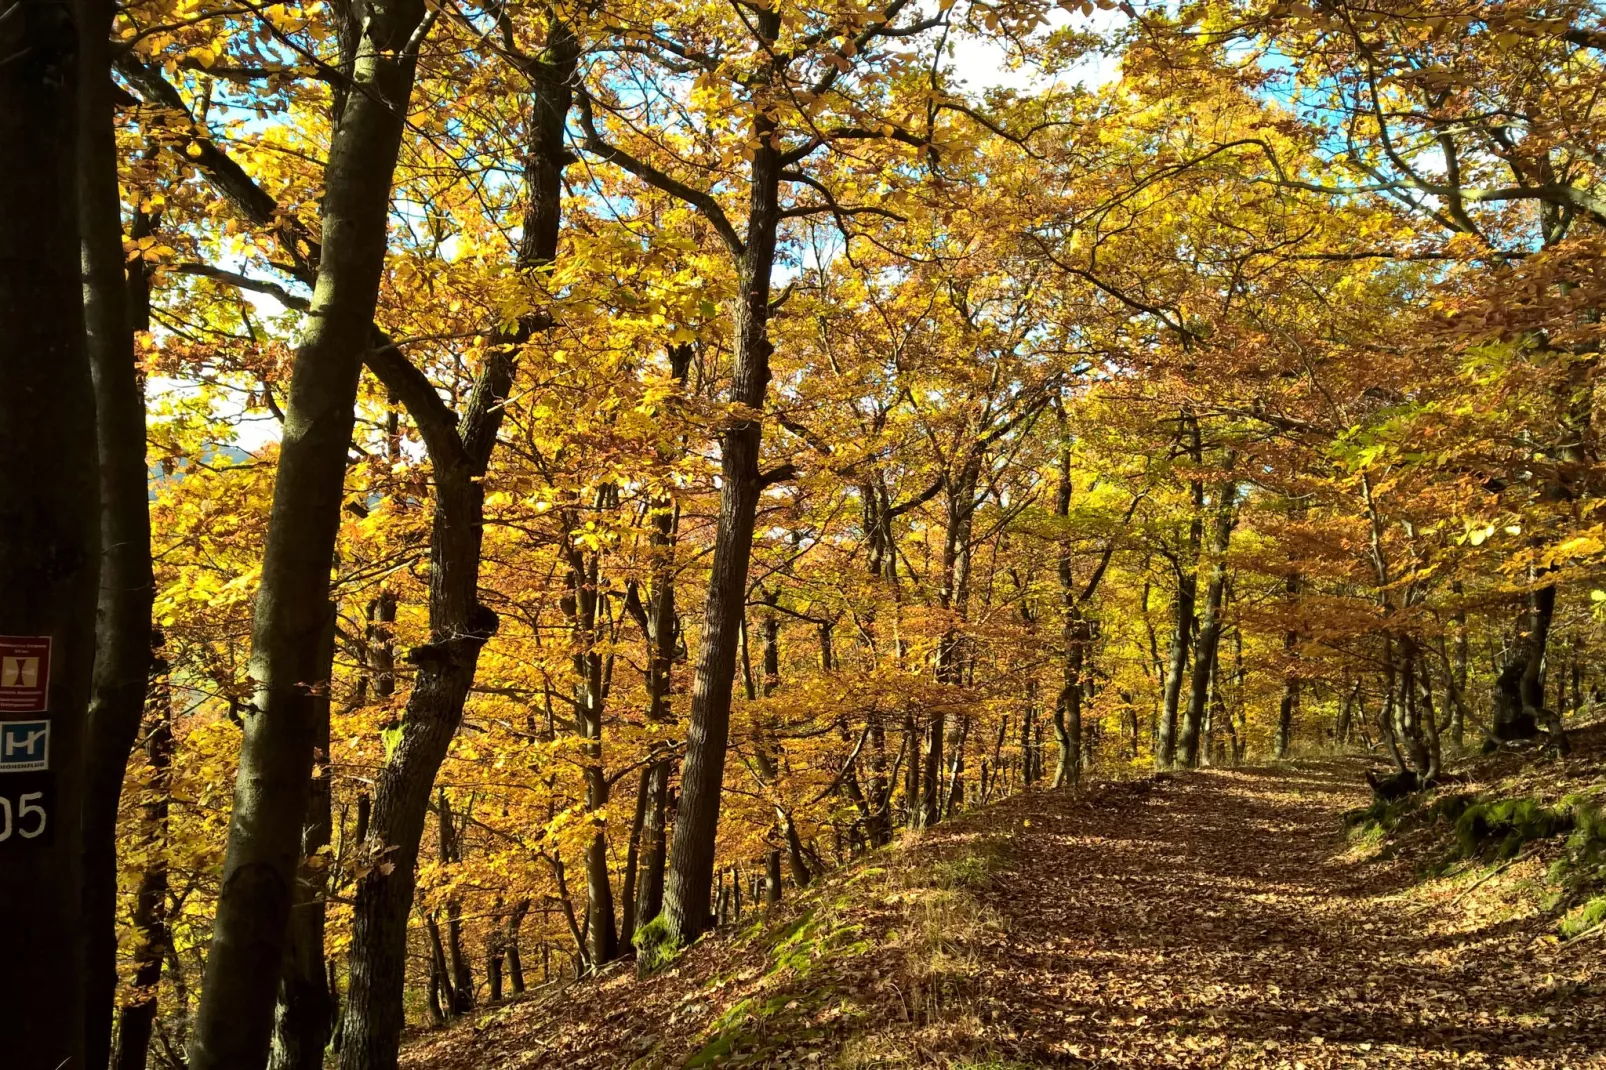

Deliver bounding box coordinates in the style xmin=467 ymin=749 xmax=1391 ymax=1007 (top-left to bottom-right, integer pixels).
xmin=0 ymin=3 xmax=99 ymax=1064
xmin=80 ymin=0 xmax=157 ymax=1061
xmin=190 ymin=4 xmax=432 ymax=1064
xmin=661 ymin=11 xmax=785 ymax=944
xmin=338 ymin=21 xmax=574 ymax=1068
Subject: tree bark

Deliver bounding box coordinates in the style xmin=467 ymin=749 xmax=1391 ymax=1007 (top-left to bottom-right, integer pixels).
xmin=269 ymin=605 xmax=337 ymax=1070
xmin=80 ymin=1 xmax=158 ymax=1062
xmin=1157 ymin=418 xmax=1203 ymax=769
xmin=338 ymin=20 xmax=574 ymax=1069
xmin=505 ymin=899 xmax=529 ymax=994
xmin=1180 ymin=474 xmax=1236 ymax=768
xmin=0 ymin=3 xmax=99 ymax=1065
xmin=1052 ymin=438 xmax=1082 ymax=788
xmin=114 ymin=651 xmax=174 ymax=1070
xmin=191 ymin=3 xmax=431 ymax=1064
xmin=631 ymin=346 xmax=691 ymax=936
xmin=1274 ymin=572 xmax=1301 ymax=760
xmin=922 ymin=458 xmax=980 ymax=823
xmin=662 ymin=12 xmax=786 ymax=944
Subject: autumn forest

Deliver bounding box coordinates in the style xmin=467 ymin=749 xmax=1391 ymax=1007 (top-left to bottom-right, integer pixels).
xmin=3 ymin=0 xmax=1606 ymax=1066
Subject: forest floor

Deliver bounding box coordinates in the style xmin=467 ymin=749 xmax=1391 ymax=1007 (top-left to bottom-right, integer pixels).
xmin=401 ymin=742 xmax=1606 ymax=1068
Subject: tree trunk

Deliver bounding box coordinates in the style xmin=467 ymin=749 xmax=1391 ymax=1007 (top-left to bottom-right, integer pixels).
xmin=1451 ymin=582 xmax=1469 ymax=748
xmin=1181 ymin=476 xmax=1236 ymax=768
xmin=662 ymin=20 xmax=786 ymax=944
xmin=80 ymin=1 xmax=158 ymax=1061
xmin=1157 ymin=422 xmax=1204 ymax=768
xmin=765 ymin=849 xmax=782 ymax=907
xmin=424 ymin=915 xmax=448 ymax=1026
xmin=191 ymin=3 xmax=431 ymax=1064
xmin=921 ymin=458 xmax=980 ymax=822
xmin=505 ymin=900 xmax=529 ymax=994
xmin=1052 ymin=438 xmax=1082 ymax=788
xmin=270 ymin=605 xmax=338 ymax=1070
xmin=0 ymin=4 xmax=99 ymax=1064
xmin=114 ymin=654 xmax=174 ymax=1070
xmin=1157 ymin=578 xmax=1196 ymax=770
xmin=1274 ymin=572 xmax=1301 ymax=759
xmin=339 ymin=21 xmax=574 ymax=1069
xmin=632 ymin=350 xmax=689 ymax=935
xmin=620 ymin=766 xmax=651 ymax=948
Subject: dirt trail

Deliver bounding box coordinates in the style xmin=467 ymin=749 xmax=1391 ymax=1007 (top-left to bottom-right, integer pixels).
xmin=973 ymin=763 xmax=1604 ymax=1067
xmin=403 ymin=761 xmax=1605 ymax=1068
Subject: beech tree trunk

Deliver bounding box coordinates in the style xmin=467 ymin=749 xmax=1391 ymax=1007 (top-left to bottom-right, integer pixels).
xmin=662 ymin=14 xmax=786 ymax=944
xmin=1274 ymin=572 xmax=1301 ymax=760
xmin=190 ymin=4 xmax=431 ymax=1064
xmin=114 ymin=653 xmax=174 ymax=1070
xmin=79 ymin=0 xmax=158 ymax=1062
xmin=505 ymin=899 xmax=529 ymax=994
xmin=1180 ymin=475 xmax=1236 ymax=768
xmin=338 ymin=23 xmax=572 ymax=1068
xmin=270 ymin=605 xmax=337 ymax=1070
xmin=0 ymin=5 xmax=100 ymax=1066
xmin=1157 ymin=419 xmax=1203 ymax=769
xmin=629 ymin=347 xmax=691 ymax=937
xmin=1052 ymin=440 xmax=1082 ymax=788
xmin=921 ymin=458 xmax=980 ymax=824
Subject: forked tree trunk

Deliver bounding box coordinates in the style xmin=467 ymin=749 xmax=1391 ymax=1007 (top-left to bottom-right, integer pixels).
xmin=339 ymin=21 xmax=574 ymax=1069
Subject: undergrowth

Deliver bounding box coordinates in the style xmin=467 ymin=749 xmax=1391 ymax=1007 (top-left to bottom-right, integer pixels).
xmin=676 ymin=832 xmax=1012 ymax=1068
xmin=1343 ymin=768 xmax=1606 ymax=940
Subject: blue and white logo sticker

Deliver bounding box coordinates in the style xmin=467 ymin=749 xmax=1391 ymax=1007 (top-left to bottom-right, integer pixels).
xmin=0 ymin=720 xmax=49 ymax=772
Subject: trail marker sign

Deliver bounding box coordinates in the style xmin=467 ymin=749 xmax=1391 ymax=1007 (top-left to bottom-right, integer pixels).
xmin=0 ymin=636 xmax=50 ymax=712
xmin=0 ymin=720 xmax=49 ymax=772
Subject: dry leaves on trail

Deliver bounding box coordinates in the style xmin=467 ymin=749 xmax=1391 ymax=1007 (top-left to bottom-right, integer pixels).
xmin=402 ymin=761 xmax=1606 ymax=1068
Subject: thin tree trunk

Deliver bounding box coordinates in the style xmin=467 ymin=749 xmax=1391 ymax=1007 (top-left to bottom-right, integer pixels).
xmin=765 ymin=849 xmax=782 ymax=908
xmin=632 ymin=346 xmax=689 ymax=932
xmin=114 ymin=653 xmax=174 ymax=1070
xmin=1452 ymin=582 xmax=1469 ymax=748
xmin=662 ymin=18 xmax=788 ymax=943
xmin=1052 ymin=432 xmax=1081 ymax=787
xmin=506 ymin=899 xmax=529 ymax=994
xmin=1181 ymin=474 xmax=1236 ymax=767
xmin=424 ymin=915 xmax=449 ymax=1025
xmin=80 ymin=1 xmax=158 ymax=1060
xmin=1158 ymin=420 xmax=1204 ymax=768
xmin=270 ymin=605 xmax=338 ymax=1070
xmin=1274 ymin=572 xmax=1302 ymax=759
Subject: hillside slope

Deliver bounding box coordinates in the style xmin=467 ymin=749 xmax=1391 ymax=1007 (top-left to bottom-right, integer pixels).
xmin=401 ymin=756 xmax=1606 ymax=1069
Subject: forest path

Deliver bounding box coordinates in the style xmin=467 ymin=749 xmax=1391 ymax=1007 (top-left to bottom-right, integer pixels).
xmin=973 ymin=762 xmax=1603 ymax=1068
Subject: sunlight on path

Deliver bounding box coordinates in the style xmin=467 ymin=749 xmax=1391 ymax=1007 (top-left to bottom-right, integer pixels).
xmin=976 ymin=764 xmax=1605 ymax=1068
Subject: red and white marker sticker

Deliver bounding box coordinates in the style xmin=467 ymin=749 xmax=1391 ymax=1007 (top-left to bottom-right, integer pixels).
xmin=0 ymin=637 xmax=51 ymax=713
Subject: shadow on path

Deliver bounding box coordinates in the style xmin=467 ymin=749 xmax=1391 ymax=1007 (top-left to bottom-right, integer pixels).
xmin=973 ymin=762 xmax=1606 ymax=1068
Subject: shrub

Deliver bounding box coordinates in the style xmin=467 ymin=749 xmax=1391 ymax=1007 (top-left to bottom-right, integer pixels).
xmin=1559 ymin=896 xmax=1606 ymax=939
